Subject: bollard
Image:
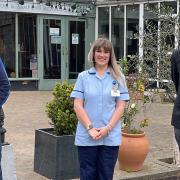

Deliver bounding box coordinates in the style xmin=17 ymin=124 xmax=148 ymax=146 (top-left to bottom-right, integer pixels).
xmin=0 ymin=108 xmax=6 ymax=144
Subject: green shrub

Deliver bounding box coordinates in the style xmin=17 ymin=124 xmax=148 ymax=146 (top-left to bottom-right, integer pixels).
xmin=46 ymin=81 xmax=77 ymax=136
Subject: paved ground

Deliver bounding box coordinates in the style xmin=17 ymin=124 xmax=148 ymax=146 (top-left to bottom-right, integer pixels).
xmin=2 ymin=91 xmax=176 ymax=180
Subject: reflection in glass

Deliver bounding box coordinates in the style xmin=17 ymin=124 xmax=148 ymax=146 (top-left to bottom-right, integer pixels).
xmin=0 ymin=13 xmax=15 ymax=78
xmin=160 ymin=1 xmax=177 ymax=14
xmin=98 ymin=7 xmax=109 ymax=38
xmin=18 ymin=14 xmax=37 ymax=78
xmin=111 ymin=6 xmax=124 ymax=60
xmin=69 ymin=21 xmax=85 ymax=79
xmin=43 ymin=19 xmax=61 ymax=79
xmin=126 ymin=5 xmax=139 ymax=56
xmin=126 ymin=5 xmax=139 ymax=73
xmin=144 ymin=3 xmax=158 ymax=79
xmin=144 ymin=3 xmax=175 ymax=81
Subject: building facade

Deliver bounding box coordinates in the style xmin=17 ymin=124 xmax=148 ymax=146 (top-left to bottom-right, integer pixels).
xmin=1 ymin=0 xmax=178 ymax=90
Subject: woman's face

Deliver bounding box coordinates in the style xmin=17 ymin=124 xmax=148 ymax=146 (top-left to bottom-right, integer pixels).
xmin=94 ymin=47 xmax=110 ymax=68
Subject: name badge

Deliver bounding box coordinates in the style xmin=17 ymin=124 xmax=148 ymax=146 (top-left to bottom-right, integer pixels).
xmin=111 ymin=80 xmax=120 ymax=97
xmin=111 ymin=89 xmax=120 ymax=97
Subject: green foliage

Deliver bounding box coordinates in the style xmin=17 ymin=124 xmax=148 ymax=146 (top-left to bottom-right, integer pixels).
xmin=122 ymin=103 xmax=138 ymax=133
xmin=119 ymin=57 xmax=128 ymax=76
xmin=46 ymin=81 xmax=77 ymax=136
xmin=121 ymin=4 xmax=178 ymax=133
xmin=142 ymin=4 xmax=177 ymax=88
xmin=119 ymin=57 xmax=150 ymax=134
xmin=142 ymin=3 xmax=177 ymax=100
xmin=122 ymin=101 xmax=149 ymax=134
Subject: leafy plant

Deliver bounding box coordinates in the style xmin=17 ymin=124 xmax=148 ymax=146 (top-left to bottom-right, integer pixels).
xmin=121 ymin=76 xmax=150 ymax=134
xmin=119 ymin=57 xmax=129 ymax=76
xmin=46 ymin=81 xmax=77 ymax=136
xmin=122 ymin=101 xmax=149 ymax=134
xmin=119 ymin=57 xmax=150 ymax=134
xmin=141 ymin=3 xmax=177 ymax=97
xmin=119 ymin=4 xmax=178 ymax=133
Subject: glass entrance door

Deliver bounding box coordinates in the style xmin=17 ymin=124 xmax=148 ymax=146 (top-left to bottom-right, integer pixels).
xmin=43 ymin=19 xmax=62 ymax=79
xmin=38 ymin=16 xmax=65 ymax=90
xmin=69 ymin=21 xmax=85 ymax=79
xmin=38 ymin=16 xmax=90 ymax=90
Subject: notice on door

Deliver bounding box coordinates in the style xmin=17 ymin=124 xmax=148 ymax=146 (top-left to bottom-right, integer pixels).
xmin=50 ymin=28 xmax=59 ymax=36
xmin=72 ymin=34 xmax=79 ymax=45
xmin=51 ymin=36 xmax=61 ymax=44
xmin=30 ymin=54 xmax=37 ymax=70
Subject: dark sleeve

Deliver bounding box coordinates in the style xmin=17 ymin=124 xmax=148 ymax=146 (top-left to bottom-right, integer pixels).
xmin=0 ymin=58 xmax=10 ymax=108
xmin=171 ymin=50 xmax=179 ymax=93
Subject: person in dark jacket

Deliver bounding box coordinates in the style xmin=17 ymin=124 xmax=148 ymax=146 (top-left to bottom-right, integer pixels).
xmin=171 ymin=49 xmax=180 ymax=150
xmin=0 ymin=57 xmax=10 ymax=179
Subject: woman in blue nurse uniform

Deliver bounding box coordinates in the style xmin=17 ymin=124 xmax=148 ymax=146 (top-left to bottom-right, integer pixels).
xmin=70 ymin=38 xmax=129 ymax=180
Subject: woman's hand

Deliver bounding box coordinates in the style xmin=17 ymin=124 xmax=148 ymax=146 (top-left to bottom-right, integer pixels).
xmin=88 ymin=128 xmax=101 ymax=140
xmin=95 ymin=126 xmax=109 ymax=140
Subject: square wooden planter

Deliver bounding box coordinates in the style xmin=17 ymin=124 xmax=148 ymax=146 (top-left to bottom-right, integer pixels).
xmin=34 ymin=128 xmax=79 ymax=180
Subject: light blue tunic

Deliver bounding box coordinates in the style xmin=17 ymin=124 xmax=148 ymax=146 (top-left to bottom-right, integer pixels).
xmin=70 ymin=67 xmax=130 ymax=146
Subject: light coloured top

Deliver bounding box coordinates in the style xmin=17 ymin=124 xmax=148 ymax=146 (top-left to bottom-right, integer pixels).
xmin=70 ymin=67 xmax=130 ymax=146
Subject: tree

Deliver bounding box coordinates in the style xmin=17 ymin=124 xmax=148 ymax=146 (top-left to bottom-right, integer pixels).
xmin=142 ymin=3 xmax=179 ymax=166
xmin=122 ymin=3 xmax=179 ymax=165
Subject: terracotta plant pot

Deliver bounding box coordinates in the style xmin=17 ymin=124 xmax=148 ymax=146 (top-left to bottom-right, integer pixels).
xmin=118 ymin=130 xmax=149 ymax=172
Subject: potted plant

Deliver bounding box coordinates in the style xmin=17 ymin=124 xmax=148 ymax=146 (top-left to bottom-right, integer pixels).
xmin=118 ymin=57 xmax=150 ymax=172
xmin=34 ymin=81 xmax=79 ymax=180
xmin=118 ymin=78 xmax=150 ymax=172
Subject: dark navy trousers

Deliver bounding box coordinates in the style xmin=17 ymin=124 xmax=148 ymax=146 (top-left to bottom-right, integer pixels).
xmin=174 ymin=127 xmax=180 ymax=151
xmin=0 ymin=108 xmax=3 ymax=180
xmin=77 ymin=145 xmax=119 ymax=180
xmin=0 ymin=139 xmax=2 ymax=180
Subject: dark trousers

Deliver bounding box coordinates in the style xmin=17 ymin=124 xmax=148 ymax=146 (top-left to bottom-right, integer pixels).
xmin=0 ymin=136 xmax=2 ymax=180
xmin=77 ymin=145 xmax=119 ymax=180
xmin=0 ymin=108 xmax=3 ymax=180
xmin=174 ymin=127 xmax=180 ymax=151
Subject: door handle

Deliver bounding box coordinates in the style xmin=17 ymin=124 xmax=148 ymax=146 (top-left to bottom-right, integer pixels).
xmin=62 ymin=46 xmax=64 ymax=55
xmin=66 ymin=47 xmax=68 ymax=56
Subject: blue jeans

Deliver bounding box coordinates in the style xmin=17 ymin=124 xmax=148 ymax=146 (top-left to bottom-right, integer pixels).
xmin=174 ymin=127 xmax=180 ymax=151
xmin=77 ymin=145 xmax=119 ymax=180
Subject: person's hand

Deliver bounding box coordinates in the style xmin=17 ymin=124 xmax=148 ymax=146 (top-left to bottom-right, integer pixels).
xmin=95 ymin=126 xmax=109 ymax=140
xmin=88 ymin=128 xmax=100 ymax=140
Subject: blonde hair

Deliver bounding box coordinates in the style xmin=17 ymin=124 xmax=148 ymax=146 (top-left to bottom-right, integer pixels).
xmin=88 ymin=38 xmax=127 ymax=87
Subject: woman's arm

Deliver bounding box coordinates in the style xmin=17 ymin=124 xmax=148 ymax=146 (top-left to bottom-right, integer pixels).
xmin=74 ymin=98 xmax=100 ymax=139
xmin=108 ymin=100 xmax=126 ymax=128
xmin=96 ymin=100 xmax=126 ymax=140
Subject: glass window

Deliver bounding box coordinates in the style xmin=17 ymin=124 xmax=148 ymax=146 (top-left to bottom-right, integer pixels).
xmin=160 ymin=1 xmax=177 ymax=14
xmin=126 ymin=5 xmax=139 ymax=56
xmin=0 ymin=13 xmax=15 ymax=78
xmin=126 ymin=4 xmax=139 ymax=73
xmin=144 ymin=3 xmax=158 ymax=80
xmin=111 ymin=6 xmax=124 ymax=60
xmin=43 ymin=19 xmax=61 ymax=79
xmin=18 ymin=14 xmax=37 ymax=78
xmin=98 ymin=7 xmax=109 ymax=38
xmin=69 ymin=21 xmax=85 ymax=79
xmin=144 ymin=3 xmax=175 ymax=82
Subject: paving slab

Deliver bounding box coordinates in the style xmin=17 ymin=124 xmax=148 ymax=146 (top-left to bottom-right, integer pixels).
xmin=2 ymin=91 xmax=178 ymax=180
